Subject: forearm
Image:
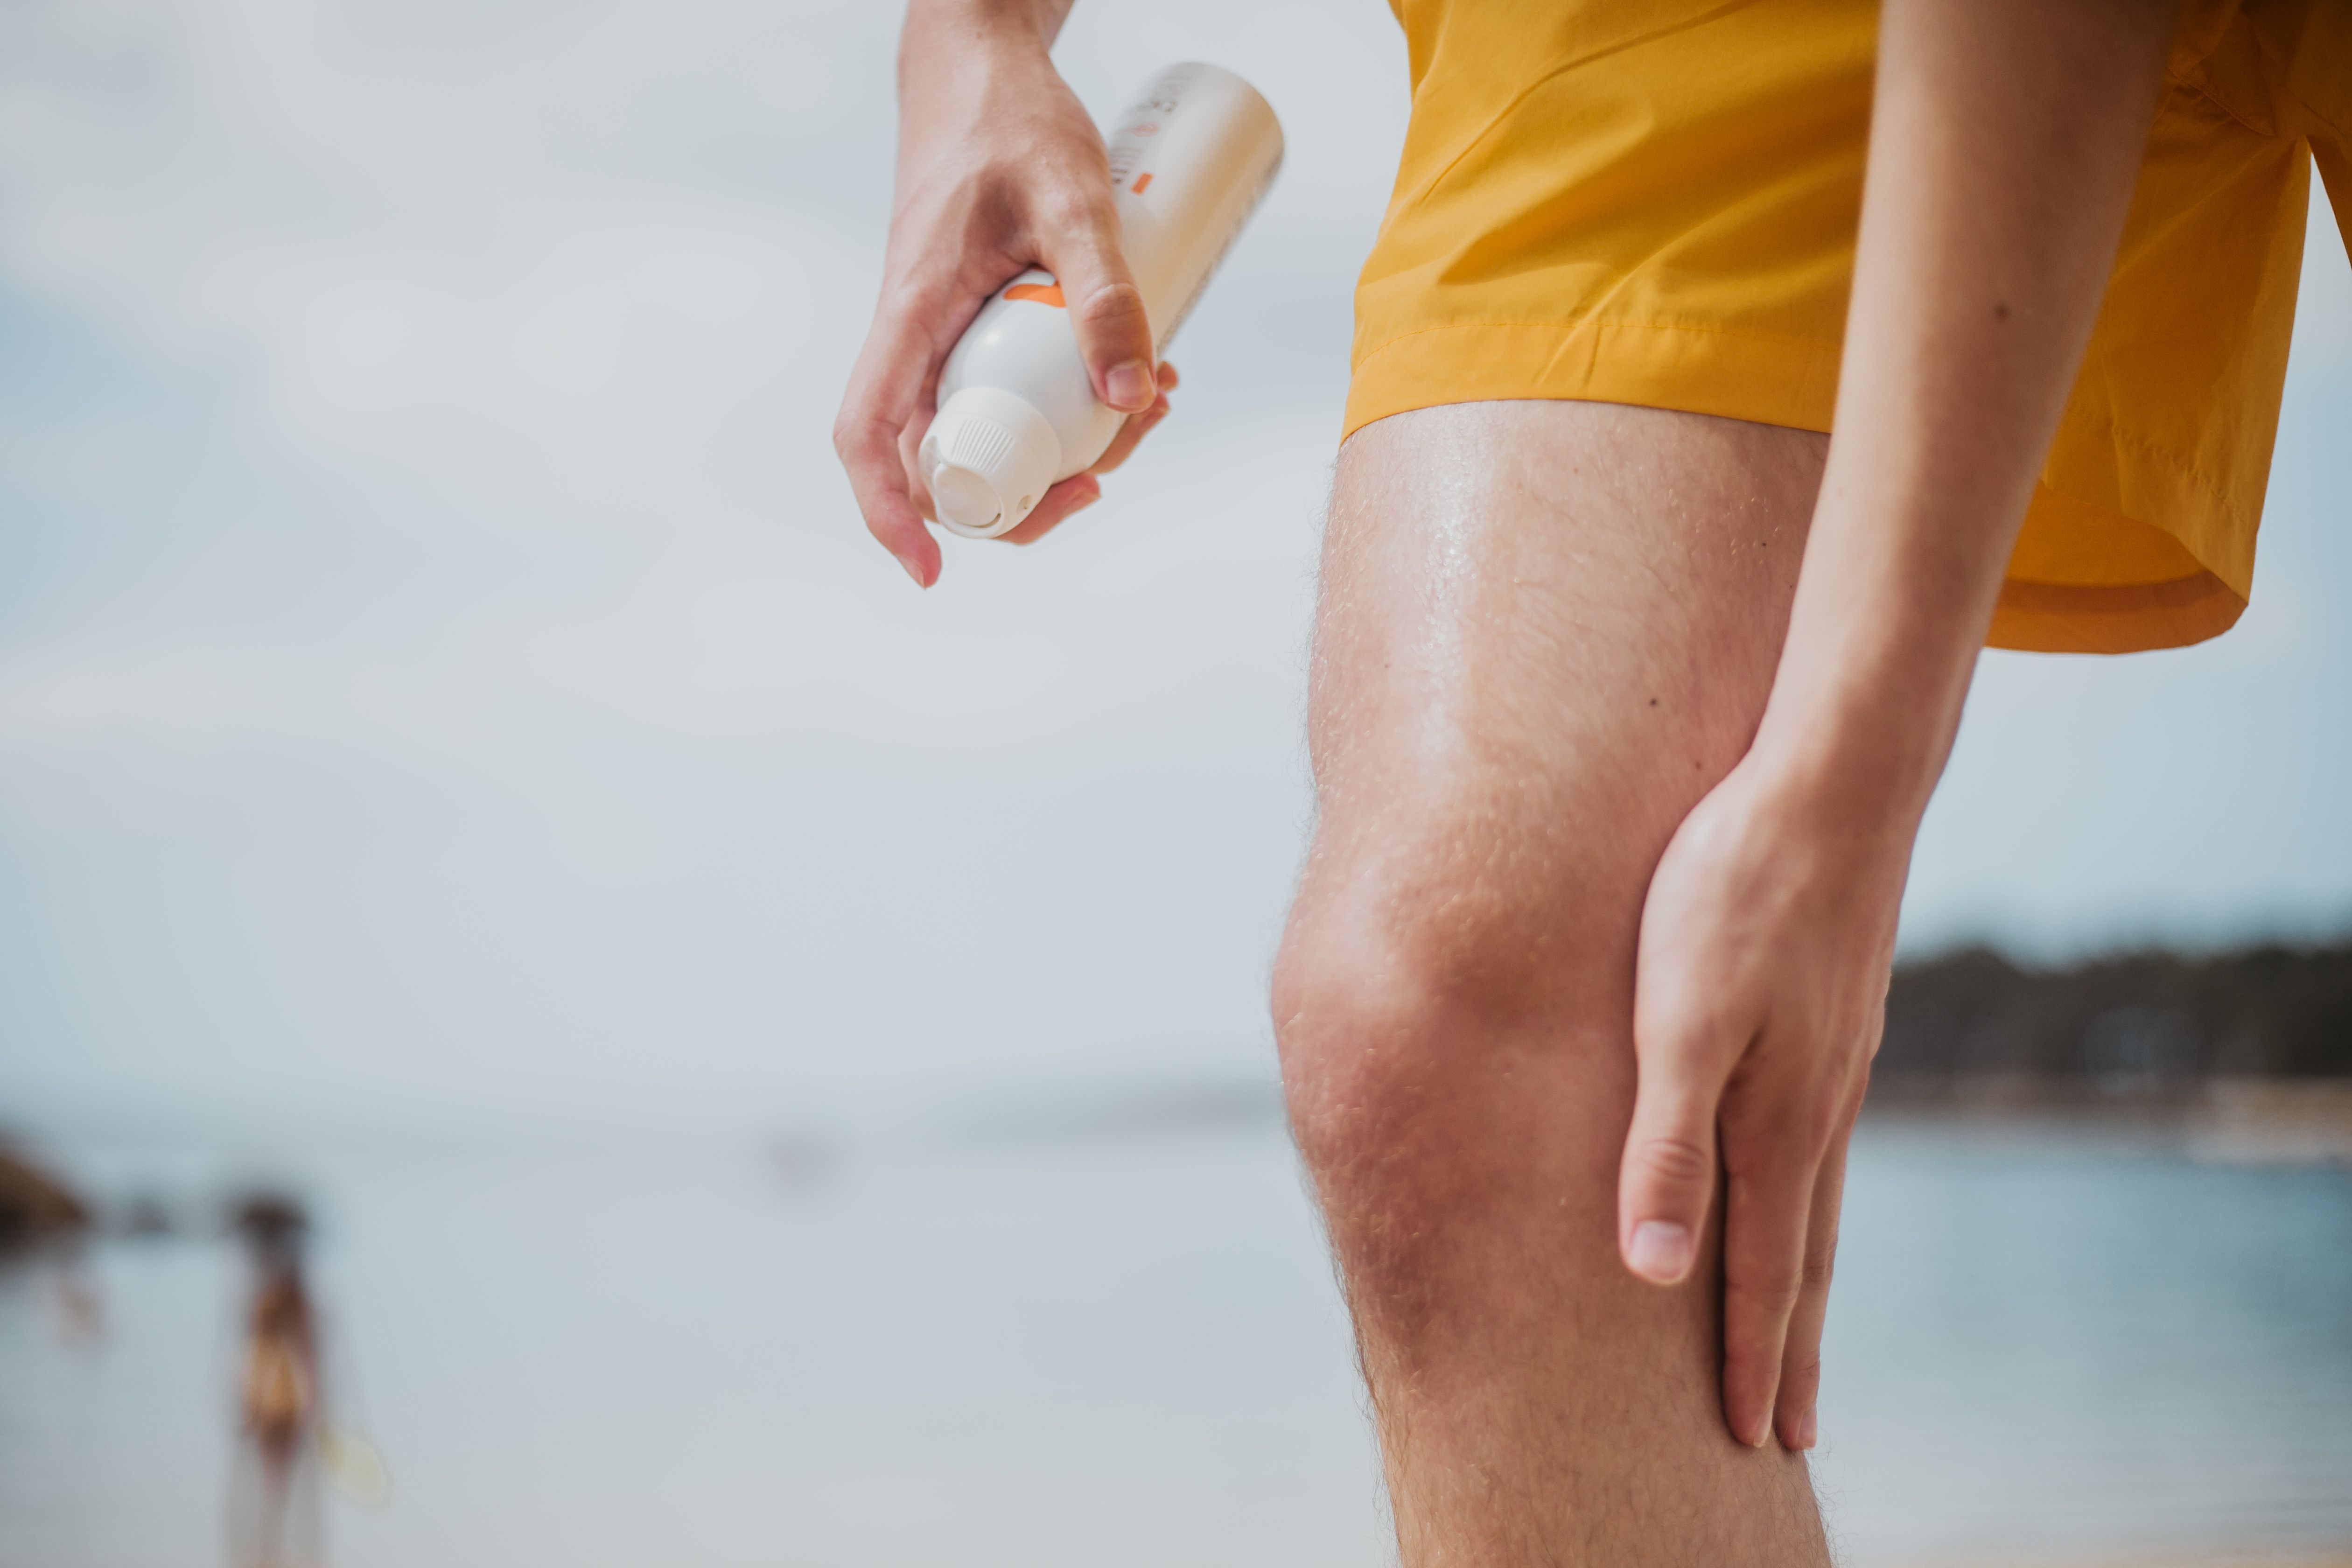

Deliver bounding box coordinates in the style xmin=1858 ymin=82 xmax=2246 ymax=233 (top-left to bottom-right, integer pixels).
xmin=1755 ymin=0 xmax=2177 ymax=826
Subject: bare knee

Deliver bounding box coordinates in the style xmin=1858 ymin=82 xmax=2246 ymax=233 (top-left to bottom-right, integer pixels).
xmin=1274 ymin=798 xmax=1636 ymax=1122
xmin=1271 ymin=838 xmax=1638 ymax=1319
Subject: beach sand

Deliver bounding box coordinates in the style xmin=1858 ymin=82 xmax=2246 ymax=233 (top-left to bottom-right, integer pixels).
xmin=2189 ymin=1079 xmax=2352 ymax=1163
xmin=1863 ymin=1077 xmax=2352 ymax=1165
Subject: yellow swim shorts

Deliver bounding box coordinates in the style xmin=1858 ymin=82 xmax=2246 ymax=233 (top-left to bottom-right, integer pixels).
xmin=1346 ymin=0 xmax=2350 ymax=653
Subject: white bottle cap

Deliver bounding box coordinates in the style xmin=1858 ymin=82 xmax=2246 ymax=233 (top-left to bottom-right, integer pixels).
xmin=919 ymin=386 xmax=1064 ymax=539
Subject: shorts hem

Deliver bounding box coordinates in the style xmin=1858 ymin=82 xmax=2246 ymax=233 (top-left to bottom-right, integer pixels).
xmin=1989 ymin=570 xmax=2246 ymax=653
xmin=1343 ymin=316 xmax=1843 ymax=444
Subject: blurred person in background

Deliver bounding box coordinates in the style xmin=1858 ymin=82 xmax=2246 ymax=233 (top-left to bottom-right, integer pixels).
xmin=50 ymin=1247 xmax=105 ymax=1347
xmin=230 ymin=1196 xmax=322 ymax=1568
xmin=837 ymin=0 xmax=2346 ymax=1562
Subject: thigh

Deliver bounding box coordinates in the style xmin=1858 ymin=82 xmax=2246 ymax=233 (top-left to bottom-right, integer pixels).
xmin=1304 ymin=398 xmax=1825 ymax=1013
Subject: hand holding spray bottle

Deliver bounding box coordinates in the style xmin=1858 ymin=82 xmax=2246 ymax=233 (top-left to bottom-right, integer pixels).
xmin=918 ymin=63 xmax=1284 ymax=539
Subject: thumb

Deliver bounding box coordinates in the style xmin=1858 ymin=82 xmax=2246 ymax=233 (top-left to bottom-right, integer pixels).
xmin=1618 ymin=1025 xmax=1733 ymax=1285
xmin=1037 ymin=191 xmax=1158 ymax=413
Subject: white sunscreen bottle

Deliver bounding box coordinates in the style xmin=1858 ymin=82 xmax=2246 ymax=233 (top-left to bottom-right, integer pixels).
xmin=918 ymin=62 xmax=1283 ymax=539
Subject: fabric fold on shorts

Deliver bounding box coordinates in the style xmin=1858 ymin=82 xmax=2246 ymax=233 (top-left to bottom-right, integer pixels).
xmin=1347 ymin=0 xmax=2349 ymax=653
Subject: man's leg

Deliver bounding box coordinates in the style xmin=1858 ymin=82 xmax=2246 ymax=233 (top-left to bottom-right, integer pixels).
xmin=1274 ymin=399 xmax=1833 ymax=1564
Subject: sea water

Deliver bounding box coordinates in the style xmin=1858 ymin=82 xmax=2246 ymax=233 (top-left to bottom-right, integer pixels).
xmin=2 ymin=1110 xmax=2347 ymax=1567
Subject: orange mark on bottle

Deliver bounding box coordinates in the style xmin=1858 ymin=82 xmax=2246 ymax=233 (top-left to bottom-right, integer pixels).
xmin=1004 ymin=282 xmax=1065 ymax=307
xmin=1131 ymin=172 xmax=1154 ymax=195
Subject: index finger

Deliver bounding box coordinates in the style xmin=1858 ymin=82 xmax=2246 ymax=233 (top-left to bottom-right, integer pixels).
xmin=1717 ymin=1058 xmax=1841 ymax=1448
xmin=833 ymin=288 xmax=951 ymax=588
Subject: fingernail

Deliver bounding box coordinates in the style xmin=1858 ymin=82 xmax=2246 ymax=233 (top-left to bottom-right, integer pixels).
xmin=1795 ymin=1408 xmax=1818 ymax=1450
xmin=900 ymin=553 xmax=929 ymax=588
xmin=1105 ymin=360 xmax=1154 ymax=412
xmin=1627 ymin=1221 xmax=1694 ymax=1283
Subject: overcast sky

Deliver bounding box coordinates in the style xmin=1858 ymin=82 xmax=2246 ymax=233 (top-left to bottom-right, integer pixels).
xmin=1 ymin=0 xmax=2347 ymax=1136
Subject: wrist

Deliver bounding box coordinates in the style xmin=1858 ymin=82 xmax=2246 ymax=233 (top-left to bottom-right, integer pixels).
xmin=1743 ymin=479 xmax=2006 ymax=838
xmin=1745 ymin=645 xmax=1969 ymax=851
xmin=896 ymin=5 xmax=1072 ymax=165
xmin=900 ymin=0 xmax=1064 ymax=81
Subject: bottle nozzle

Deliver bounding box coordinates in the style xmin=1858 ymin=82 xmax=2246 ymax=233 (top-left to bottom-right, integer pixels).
xmin=918 ymin=388 xmax=1063 ymax=539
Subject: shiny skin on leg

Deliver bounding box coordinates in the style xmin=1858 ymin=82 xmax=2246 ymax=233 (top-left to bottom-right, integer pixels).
xmin=1274 ymin=399 xmax=1833 ymax=1566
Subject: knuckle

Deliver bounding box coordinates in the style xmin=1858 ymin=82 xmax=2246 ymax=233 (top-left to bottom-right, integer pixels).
xmin=1721 ymin=1105 xmax=1834 ymax=1176
xmin=1720 ymin=1137 xmax=1771 ymax=1182
xmin=1806 ymin=1087 xmax=1848 ymax=1146
xmin=1635 ymin=994 xmax=1716 ymax=1050
xmin=1722 ymin=1345 xmax=1773 ymax=1382
xmin=1074 ymin=278 xmax=1149 ymax=332
xmin=1035 ymin=179 xmax=1115 ymax=242
xmin=1637 ymin=1016 xmax=1741 ymax=1083
xmin=1726 ymin=1264 xmax=1804 ymax=1314
xmin=1788 ymin=1116 xmax=1837 ymax=1165
xmin=831 ymin=413 xmax=864 ymax=462
xmin=1632 ymin=1134 xmax=1714 ymax=1192
xmin=875 ymin=270 xmax=942 ymax=319
xmin=834 ymin=411 xmax=896 ymax=473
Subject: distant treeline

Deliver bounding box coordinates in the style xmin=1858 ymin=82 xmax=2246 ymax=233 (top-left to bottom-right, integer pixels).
xmin=1875 ymin=938 xmax=2352 ymax=1091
